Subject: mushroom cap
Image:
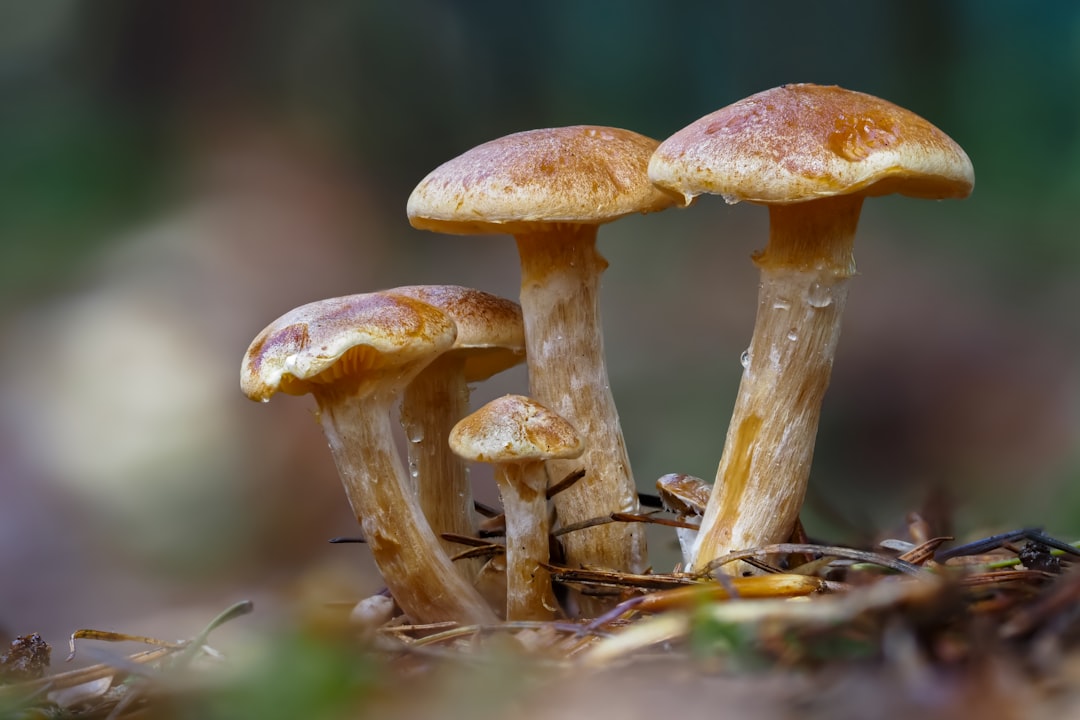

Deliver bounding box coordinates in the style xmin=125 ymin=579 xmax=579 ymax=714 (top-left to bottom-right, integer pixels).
xmin=408 ymin=125 xmax=679 ymax=235
xmin=241 ymin=293 xmax=457 ymax=401
xmin=649 ymin=83 xmax=974 ymax=206
xmin=449 ymin=394 xmax=584 ymax=464
xmin=656 ymin=473 xmax=712 ymax=517
xmin=385 ymin=285 xmax=525 ymax=382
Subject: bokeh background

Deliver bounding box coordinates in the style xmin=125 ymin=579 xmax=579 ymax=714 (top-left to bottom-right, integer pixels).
xmin=2 ymin=0 xmax=1079 ymax=652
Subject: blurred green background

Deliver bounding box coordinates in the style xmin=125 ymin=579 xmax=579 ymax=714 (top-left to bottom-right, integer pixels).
xmin=2 ymin=0 xmax=1078 ymax=649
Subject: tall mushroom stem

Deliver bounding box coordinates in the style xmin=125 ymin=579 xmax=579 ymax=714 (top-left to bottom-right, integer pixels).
xmin=399 ymin=354 xmax=482 ymax=580
xmin=515 ymin=226 xmax=645 ymax=576
xmin=317 ymin=390 xmax=496 ymax=624
xmin=496 ymin=462 xmax=559 ymax=621
xmin=692 ymin=195 xmax=861 ymax=572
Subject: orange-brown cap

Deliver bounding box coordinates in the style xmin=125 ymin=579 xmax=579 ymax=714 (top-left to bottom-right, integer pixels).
xmin=656 ymin=473 xmax=712 ymax=517
xmin=241 ymin=293 xmax=456 ymax=401
xmin=449 ymin=394 xmax=584 ymax=464
xmin=649 ymin=83 xmax=974 ymax=206
xmin=385 ymin=285 xmax=525 ymax=382
xmin=408 ymin=126 xmax=679 ymax=235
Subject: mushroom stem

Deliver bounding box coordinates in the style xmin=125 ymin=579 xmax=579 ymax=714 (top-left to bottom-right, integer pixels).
xmin=496 ymin=462 xmax=558 ymax=621
xmin=691 ymin=195 xmax=861 ymax=572
xmin=515 ymin=226 xmax=645 ymax=575
xmin=399 ymin=353 xmax=482 ymax=581
xmin=317 ymin=391 xmax=496 ymax=624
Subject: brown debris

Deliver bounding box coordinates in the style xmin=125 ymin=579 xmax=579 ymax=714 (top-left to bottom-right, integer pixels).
xmin=0 ymin=633 xmax=51 ymax=683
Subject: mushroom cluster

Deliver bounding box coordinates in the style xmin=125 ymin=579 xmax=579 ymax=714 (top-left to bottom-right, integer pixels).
xmin=241 ymin=83 xmax=973 ymax=624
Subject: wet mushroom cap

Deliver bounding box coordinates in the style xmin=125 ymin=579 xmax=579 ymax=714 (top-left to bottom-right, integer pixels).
xmin=449 ymin=394 xmax=584 ymax=464
xmin=407 ymin=125 xmax=678 ymax=234
xmin=385 ymin=285 xmax=525 ymax=381
xmin=240 ymin=293 xmax=457 ymax=401
xmin=649 ymin=83 xmax=974 ymax=205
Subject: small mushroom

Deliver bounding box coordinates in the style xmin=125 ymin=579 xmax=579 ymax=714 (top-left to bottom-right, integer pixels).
xmin=655 ymin=473 xmax=711 ymax=568
xmin=386 ymin=285 xmax=525 ymax=578
xmin=349 ymin=593 xmax=397 ymax=634
xmin=449 ymin=394 xmax=584 ymax=621
xmin=649 ymin=84 xmax=974 ymax=573
xmin=241 ymin=292 xmax=496 ymax=624
xmin=408 ymin=126 xmax=677 ymax=578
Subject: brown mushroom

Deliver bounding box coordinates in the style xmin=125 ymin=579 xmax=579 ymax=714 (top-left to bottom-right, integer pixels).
xmin=386 ymin=285 xmax=525 ymax=579
xmin=449 ymin=394 xmax=583 ymax=621
xmin=649 ymin=84 xmax=974 ymax=573
xmin=655 ymin=473 xmax=711 ymax=568
xmin=408 ymin=126 xmax=677 ymax=578
xmin=241 ymin=292 xmax=496 ymax=624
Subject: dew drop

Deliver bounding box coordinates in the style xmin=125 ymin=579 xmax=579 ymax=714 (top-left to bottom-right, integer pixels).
xmin=772 ymin=299 xmax=791 ymax=311
xmin=787 ymin=329 xmax=798 ymax=341
xmin=406 ymin=425 xmax=425 ymax=443
xmin=739 ymin=350 xmax=750 ymax=368
xmin=408 ymin=460 xmax=420 ymax=479
xmin=807 ymin=282 xmax=833 ymax=308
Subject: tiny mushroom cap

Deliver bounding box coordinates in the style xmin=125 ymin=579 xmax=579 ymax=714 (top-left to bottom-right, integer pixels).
xmin=408 ymin=126 xmax=678 ymax=582
xmin=449 ymin=394 xmax=583 ymax=621
xmin=385 ymin=285 xmax=525 ymax=581
xmin=649 ymin=83 xmax=974 ymax=208
xmin=241 ymin=292 xmax=497 ymax=625
xmin=656 ymin=473 xmax=712 ymax=518
xmin=449 ymin=394 xmax=585 ymax=465
xmin=648 ymin=84 xmax=974 ymax=574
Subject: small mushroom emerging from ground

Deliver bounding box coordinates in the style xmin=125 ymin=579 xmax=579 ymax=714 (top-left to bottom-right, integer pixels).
xmin=655 ymin=473 xmax=712 ymax=568
xmin=241 ymin=292 xmax=497 ymax=624
xmin=386 ymin=285 xmax=525 ymax=580
xmin=408 ymin=126 xmax=678 ymax=578
xmin=449 ymin=394 xmax=584 ymax=621
xmin=349 ymin=592 xmax=397 ymax=634
xmin=648 ymin=84 xmax=974 ymax=573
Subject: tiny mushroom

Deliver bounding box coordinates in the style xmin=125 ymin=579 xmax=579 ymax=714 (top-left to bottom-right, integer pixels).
xmin=449 ymin=394 xmax=584 ymax=621
xmin=648 ymin=84 xmax=974 ymax=573
xmin=349 ymin=593 xmax=397 ymax=634
xmin=241 ymin=292 xmax=496 ymax=624
xmin=408 ymin=126 xmax=678 ymax=578
xmin=655 ymin=473 xmax=712 ymax=568
xmin=386 ymin=285 xmax=525 ymax=579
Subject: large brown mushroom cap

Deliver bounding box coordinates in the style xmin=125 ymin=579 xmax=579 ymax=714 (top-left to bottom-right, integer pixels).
xmin=240 ymin=293 xmax=457 ymax=401
xmin=385 ymin=285 xmax=525 ymax=382
xmin=408 ymin=125 xmax=678 ymax=235
xmin=649 ymin=83 xmax=974 ymax=206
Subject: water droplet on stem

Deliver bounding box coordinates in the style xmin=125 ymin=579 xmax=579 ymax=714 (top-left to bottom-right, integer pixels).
xmin=807 ymin=283 xmax=833 ymax=308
